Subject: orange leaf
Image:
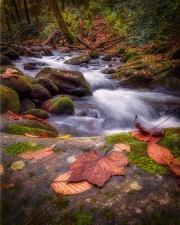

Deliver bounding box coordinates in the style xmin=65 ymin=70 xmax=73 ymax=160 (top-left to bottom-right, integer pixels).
xmin=18 ymin=144 xmax=56 ymax=160
xmin=0 ymin=68 xmax=18 ymax=78
xmin=147 ymin=141 xmax=174 ymax=165
xmin=130 ymin=131 xmax=161 ymax=142
xmin=133 ymin=71 xmax=138 ymax=75
xmin=115 ymin=143 xmax=131 ymax=152
xmin=51 ymin=171 xmax=93 ymax=194
xmin=24 ymin=133 xmax=40 ymax=138
xmin=0 ymin=164 xmax=4 ymax=175
xmin=165 ymin=158 xmax=180 ymax=177
xmin=4 ymin=183 xmax=15 ymax=189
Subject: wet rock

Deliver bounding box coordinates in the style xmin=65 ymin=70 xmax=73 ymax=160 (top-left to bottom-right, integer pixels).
xmin=0 ymin=85 xmax=20 ymax=113
xmin=2 ymin=50 xmax=20 ymax=60
xmin=0 ymin=66 xmax=33 ymax=98
xmin=20 ymin=98 xmax=36 ymax=113
xmin=17 ymin=50 xmax=26 ymax=56
xmin=36 ymin=67 xmax=92 ymax=97
xmin=119 ymin=74 xmax=153 ymax=87
xmin=64 ymin=54 xmax=91 ymax=65
xmin=43 ymin=49 xmax=53 ymax=56
xmin=0 ymin=46 xmax=9 ymax=52
xmin=26 ymin=50 xmax=42 ymax=58
xmin=24 ymin=63 xmax=38 ymax=70
xmin=89 ymin=51 xmax=99 ymax=59
xmin=101 ymin=54 xmax=112 ymax=61
xmin=42 ymin=96 xmax=74 ymax=114
xmin=0 ymin=55 xmax=13 ymax=66
xmin=31 ymin=84 xmax=52 ymax=101
xmin=101 ymin=68 xmax=116 ymax=74
xmin=7 ymin=119 xmax=58 ymax=137
xmin=32 ymin=77 xmax=59 ymax=95
xmin=23 ymin=109 xmax=49 ymax=119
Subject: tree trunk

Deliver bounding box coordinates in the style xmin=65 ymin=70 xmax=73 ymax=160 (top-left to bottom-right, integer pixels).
xmin=23 ymin=0 xmax=31 ymax=24
xmin=83 ymin=0 xmax=92 ymax=21
xmin=12 ymin=0 xmax=21 ymax=22
xmin=50 ymin=0 xmax=75 ymax=44
xmin=3 ymin=0 xmax=12 ymax=31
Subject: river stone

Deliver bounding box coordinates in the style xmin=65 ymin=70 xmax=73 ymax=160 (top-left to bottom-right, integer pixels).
xmin=0 ymin=85 xmax=20 ymax=113
xmin=64 ymin=54 xmax=91 ymax=65
xmin=89 ymin=52 xmax=99 ymax=59
xmin=42 ymin=97 xmax=74 ymax=114
xmin=26 ymin=50 xmax=42 ymax=58
xmin=7 ymin=119 xmax=58 ymax=137
xmin=31 ymin=84 xmax=52 ymax=101
xmin=101 ymin=54 xmax=112 ymax=61
xmin=32 ymin=78 xmax=59 ymax=95
xmin=24 ymin=63 xmax=38 ymax=70
xmin=0 ymin=66 xmax=33 ymax=98
xmin=0 ymin=46 xmax=9 ymax=52
xmin=0 ymin=55 xmax=13 ymax=66
xmin=36 ymin=67 xmax=93 ymax=97
xmin=23 ymin=109 xmax=49 ymax=119
xmin=101 ymin=68 xmax=116 ymax=74
xmin=2 ymin=50 xmax=20 ymax=60
xmin=44 ymin=49 xmax=53 ymax=56
xmin=20 ymin=98 xmax=36 ymax=113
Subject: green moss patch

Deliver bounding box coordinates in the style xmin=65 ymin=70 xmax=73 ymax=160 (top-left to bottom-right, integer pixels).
xmin=106 ymin=128 xmax=180 ymax=174
xmin=3 ymin=141 xmax=43 ymax=157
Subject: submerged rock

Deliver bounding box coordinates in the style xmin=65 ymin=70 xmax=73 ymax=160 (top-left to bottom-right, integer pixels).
xmin=36 ymin=67 xmax=92 ymax=97
xmin=0 ymin=85 xmax=20 ymax=113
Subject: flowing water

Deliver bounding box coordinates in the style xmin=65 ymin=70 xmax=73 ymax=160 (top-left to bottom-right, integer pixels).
xmin=13 ymin=50 xmax=180 ymax=137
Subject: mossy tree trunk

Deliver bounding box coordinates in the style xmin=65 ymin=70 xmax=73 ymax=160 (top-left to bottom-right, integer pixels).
xmin=23 ymin=0 xmax=31 ymax=24
xmin=50 ymin=0 xmax=75 ymax=44
xmin=83 ymin=0 xmax=92 ymax=22
xmin=12 ymin=0 xmax=21 ymax=22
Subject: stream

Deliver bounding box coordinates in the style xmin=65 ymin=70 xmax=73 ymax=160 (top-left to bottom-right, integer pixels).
xmin=13 ymin=50 xmax=180 ymax=137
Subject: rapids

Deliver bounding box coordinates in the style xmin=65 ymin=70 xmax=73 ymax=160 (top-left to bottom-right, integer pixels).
xmin=13 ymin=50 xmax=180 ymax=137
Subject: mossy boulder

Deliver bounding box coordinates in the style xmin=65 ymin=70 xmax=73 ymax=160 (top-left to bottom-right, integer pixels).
xmin=0 ymin=85 xmax=20 ymax=113
xmin=0 ymin=55 xmax=13 ymax=66
xmin=171 ymin=47 xmax=180 ymax=59
xmin=32 ymin=78 xmax=59 ymax=95
xmin=89 ymin=52 xmax=99 ymax=59
xmin=0 ymin=66 xmax=33 ymax=98
xmin=31 ymin=84 xmax=52 ymax=101
xmin=42 ymin=97 xmax=74 ymax=114
xmin=64 ymin=54 xmax=91 ymax=65
xmin=2 ymin=50 xmax=20 ymax=60
xmin=23 ymin=109 xmax=49 ymax=119
xmin=101 ymin=68 xmax=116 ymax=74
xmin=0 ymin=65 xmax=24 ymax=75
xmin=44 ymin=49 xmax=53 ymax=56
xmin=7 ymin=119 xmax=58 ymax=137
xmin=101 ymin=54 xmax=111 ymax=61
xmin=145 ymin=43 xmax=171 ymax=55
xmin=122 ymin=50 xmax=138 ymax=62
xmin=0 ymin=46 xmax=9 ymax=52
xmin=20 ymin=98 xmax=36 ymax=113
xmin=36 ymin=67 xmax=92 ymax=97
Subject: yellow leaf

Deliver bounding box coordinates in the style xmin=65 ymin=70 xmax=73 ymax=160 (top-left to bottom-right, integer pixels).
xmin=58 ymin=134 xmax=70 ymax=139
xmin=115 ymin=143 xmax=131 ymax=152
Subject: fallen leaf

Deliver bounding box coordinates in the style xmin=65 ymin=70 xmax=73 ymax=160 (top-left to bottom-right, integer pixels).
xmin=58 ymin=134 xmax=70 ymax=139
xmin=2 ymin=88 xmax=9 ymax=92
xmin=130 ymin=130 xmax=162 ymax=142
xmin=24 ymin=133 xmax=40 ymax=138
xmin=0 ymin=164 xmax=4 ymax=175
xmin=4 ymin=183 xmax=15 ymax=189
xmin=18 ymin=144 xmax=56 ymax=160
xmin=0 ymin=68 xmax=18 ymax=78
xmin=23 ymin=114 xmax=48 ymax=124
xmin=51 ymin=171 xmax=93 ymax=194
xmin=115 ymin=143 xmax=131 ymax=152
xmin=147 ymin=141 xmax=174 ymax=165
xmin=11 ymin=161 xmax=25 ymax=170
xmin=68 ymin=150 xmax=129 ymax=187
xmin=165 ymin=158 xmax=180 ymax=177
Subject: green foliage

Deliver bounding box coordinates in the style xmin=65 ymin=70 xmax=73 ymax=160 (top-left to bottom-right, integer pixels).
xmin=18 ymin=21 xmax=39 ymax=39
xmin=39 ymin=23 xmax=59 ymax=41
xmin=3 ymin=141 xmax=42 ymax=157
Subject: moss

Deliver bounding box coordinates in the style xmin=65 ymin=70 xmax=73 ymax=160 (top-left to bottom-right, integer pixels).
xmin=24 ymin=109 xmax=49 ymax=119
xmin=0 ymin=85 xmax=20 ymax=113
xmin=123 ymin=50 xmax=138 ymax=62
xmin=0 ymin=55 xmax=13 ymax=66
xmin=31 ymin=84 xmax=52 ymax=101
xmin=64 ymin=54 xmax=91 ymax=65
xmin=51 ymin=97 xmax=74 ymax=114
xmin=106 ymin=129 xmax=180 ymax=174
xmin=3 ymin=141 xmax=42 ymax=157
xmin=7 ymin=122 xmax=58 ymax=138
xmin=0 ymin=66 xmax=24 ymax=75
xmin=118 ymin=46 xmax=127 ymax=54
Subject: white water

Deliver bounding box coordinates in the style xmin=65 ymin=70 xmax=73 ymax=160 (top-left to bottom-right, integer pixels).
xmin=13 ymin=51 xmax=180 ymax=137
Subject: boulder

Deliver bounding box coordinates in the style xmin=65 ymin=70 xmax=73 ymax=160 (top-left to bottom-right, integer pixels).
xmin=0 ymin=66 xmax=32 ymax=98
xmin=7 ymin=119 xmax=58 ymax=137
xmin=26 ymin=50 xmax=42 ymax=58
xmin=101 ymin=54 xmax=112 ymax=61
xmin=89 ymin=52 xmax=99 ymax=59
xmin=23 ymin=109 xmax=49 ymax=119
xmin=64 ymin=54 xmax=91 ymax=65
xmin=24 ymin=63 xmax=38 ymax=70
xmin=42 ymin=96 xmax=74 ymax=114
xmin=44 ymin=49 xmax=53 ymax=56
xmin=0 ymin=55 xmax=13 ymax=66
xmin=101 ymin=68 xmax=116 ymax=74
xmin=36 ymin=67 xmax=92 ymax=97
xmin=32 ymin=77 xmax=59 ymax=95
xmin=31 ymin=84 xmax=52 ymax=101
xmin=0 ymin=46 xmax=9 ymax=52
xmin=0 ymin=85 xmax=20 ymax=113
xmin=20 ymin=98 xmax=36 ymax=113
xmin=2 ymin=50 xmax=20 ymax=60
xmin=18 ymin=50 xmax=26 ymax=56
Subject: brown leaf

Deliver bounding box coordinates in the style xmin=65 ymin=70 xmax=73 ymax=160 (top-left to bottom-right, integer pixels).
xmin=23 ymin=114 xmax=48 ymax=124
xmin=115 ymin=143 xmax=131 ymax=152
xmin=130 ymin=130 xmax=162 ymax=142
xmin=0 ymin=68 xmax=18 ymax=79
xmin=24 ymin=133 xmax=40 ymax=138
xmin=165 ymin=158 xmax=180 ymax=177
xmin=51 ymin=171 xmax=93 ymax=194
xmin=0 ymin=164 xmax=4 ymax=175
xmin=147 ymin=141 xmax=174 ymax=165
xmin=18 ymin=144 xmax=56 ymax=160
xmin=4 ymin=183 xmax=15 ymax=189
xmin=68 ymin=150 xmax=129 ymax=187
